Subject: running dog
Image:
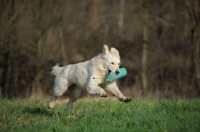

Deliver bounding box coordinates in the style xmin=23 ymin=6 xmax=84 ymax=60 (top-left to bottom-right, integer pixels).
xmin=48 ymin=45 xmax=131 ymax=110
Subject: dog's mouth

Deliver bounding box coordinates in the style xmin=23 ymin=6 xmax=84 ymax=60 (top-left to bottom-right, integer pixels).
xmin=108 ymin=70 xmax=112 ymax=74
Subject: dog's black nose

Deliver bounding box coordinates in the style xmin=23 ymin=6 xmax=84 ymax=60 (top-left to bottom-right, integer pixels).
xmin=115 ymin=70 xmax=120 ymax=75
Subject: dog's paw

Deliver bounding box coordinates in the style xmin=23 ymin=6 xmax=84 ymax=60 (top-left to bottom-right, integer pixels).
xmin=101 ymin=93 xmax=108 ymax=98
xmin=124 ymin=97 xmax=132 ymax=103
xmin=48 ymin=101 xmax=55 ymax=109
xmin=119 ymin=97 xmax=132 ymax=103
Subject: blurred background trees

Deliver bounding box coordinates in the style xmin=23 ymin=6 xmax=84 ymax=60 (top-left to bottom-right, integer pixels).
xmin=0 ymin=0 xmax=200 ymax=99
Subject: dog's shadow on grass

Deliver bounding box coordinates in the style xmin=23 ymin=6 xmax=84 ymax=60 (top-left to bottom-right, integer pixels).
xmin=22 ymin=107 xmax=60 ymax=117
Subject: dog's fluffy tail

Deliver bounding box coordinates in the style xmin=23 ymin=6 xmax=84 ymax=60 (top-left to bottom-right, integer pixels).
xmin=51 ymin=64 xmax=63 ymax=76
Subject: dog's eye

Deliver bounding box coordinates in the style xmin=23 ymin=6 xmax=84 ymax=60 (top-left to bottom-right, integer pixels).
xmin=118 ymin=63 xmax=121 ymax=66
xmin=111 ymin=62 xmax=114 ymax=65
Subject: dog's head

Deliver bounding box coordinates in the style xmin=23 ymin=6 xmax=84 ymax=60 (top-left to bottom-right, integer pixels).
xmin=102 ymin=45 xmax=121 ymax=75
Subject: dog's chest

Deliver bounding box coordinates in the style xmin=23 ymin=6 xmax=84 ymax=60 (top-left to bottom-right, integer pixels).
xmin=93 ymin=69 xmax=108 ymax=87
xmin=93 ymin=74 xmax=107 ymax=88
xmin=98 ymin=70 xmax=107 ymax=77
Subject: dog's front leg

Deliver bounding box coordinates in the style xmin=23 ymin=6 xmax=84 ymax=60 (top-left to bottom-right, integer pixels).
xmin=87 ymin=84 xmax=108 ymax=97
xmin=106 ymin=82 xmax=131 ymax=103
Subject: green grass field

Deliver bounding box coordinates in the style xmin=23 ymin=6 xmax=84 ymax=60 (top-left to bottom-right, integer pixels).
xmin=0 ymin=97 xmax=200 ymax=132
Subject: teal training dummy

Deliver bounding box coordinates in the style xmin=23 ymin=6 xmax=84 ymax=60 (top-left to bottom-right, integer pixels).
xmin=106 ymin=68 xmax=127 ymax=82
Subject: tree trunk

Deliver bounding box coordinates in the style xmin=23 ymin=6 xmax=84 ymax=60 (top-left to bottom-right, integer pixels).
xmin=118 ymin=0 xmax=124 ymax=32
xmin=191 ymin=25 xmax=200 ymax=92
xmin=141 ymin=24 xmax=148 ymax=95
xmin=182 ymin=0 xmax=200 ymax=93
xmin=1 ymin=52 xmax=9 ymax=98
xmin=103 ymin=0 xmax=112 ymax=44
xmin=59 ymin=26 xmax=67 ymax=65
xmin=1 ymin=0 xmax=16 ymax=98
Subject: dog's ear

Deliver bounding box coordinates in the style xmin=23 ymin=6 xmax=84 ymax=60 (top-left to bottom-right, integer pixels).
xmin=110 ymin=47 xmax=119 ymax=56
xmin=103 ymin=44 xmax=109 ymax=55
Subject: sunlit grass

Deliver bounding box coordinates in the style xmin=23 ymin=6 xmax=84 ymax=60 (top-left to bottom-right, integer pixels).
xmin=0 ymin=97 xmax=200 ymax=132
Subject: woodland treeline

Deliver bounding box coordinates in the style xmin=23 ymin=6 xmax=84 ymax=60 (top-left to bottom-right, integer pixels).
xmin=0 ymin=0 xmax=200 ymax=99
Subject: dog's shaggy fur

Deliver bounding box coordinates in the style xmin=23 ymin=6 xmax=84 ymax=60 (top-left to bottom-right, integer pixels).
xmin=48 ymin=45 xmax=131 ymax=110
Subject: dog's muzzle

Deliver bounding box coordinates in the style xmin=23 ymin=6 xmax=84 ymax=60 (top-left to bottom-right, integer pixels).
xmin=108 ymin=70 xmax=120 ymax=75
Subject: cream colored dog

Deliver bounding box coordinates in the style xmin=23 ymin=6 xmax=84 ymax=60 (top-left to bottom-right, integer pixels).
xmin=48 ymin=45 xmax=131 ymax=111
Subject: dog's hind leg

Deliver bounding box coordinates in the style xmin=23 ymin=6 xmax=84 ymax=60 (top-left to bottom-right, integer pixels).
xmin=48 ymin=78 xmax=73 ymax=109
xmin=48 ymin=86 xmax=66 ymax=109
xmin=48 ymin=96 xmax=57 ymax=109
xmin=66 ymin=86 xmax=82 ymax=111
